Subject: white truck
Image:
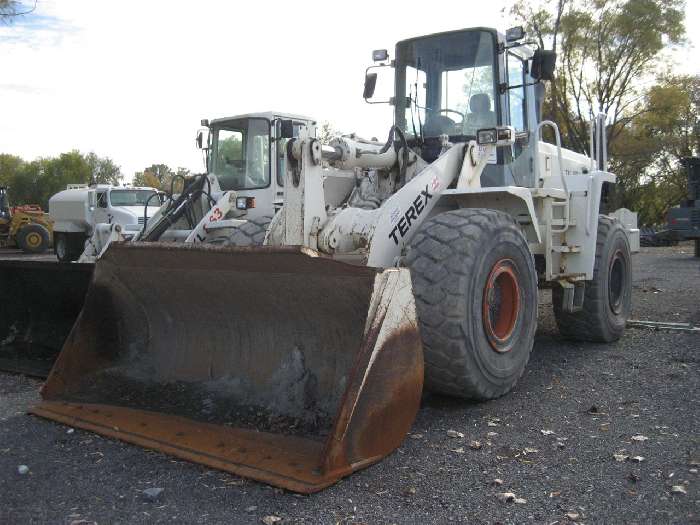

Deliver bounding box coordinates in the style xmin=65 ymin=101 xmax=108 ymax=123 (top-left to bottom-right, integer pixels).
xmin=49 ymin=184 xmax=161 ymax=262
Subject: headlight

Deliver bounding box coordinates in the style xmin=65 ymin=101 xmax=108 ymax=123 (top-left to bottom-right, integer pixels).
xmin=477 ymin=128 xmax=497 ymax=145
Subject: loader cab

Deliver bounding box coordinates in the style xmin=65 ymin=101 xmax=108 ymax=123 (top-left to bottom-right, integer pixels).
xmin=205 ymin=113 xmax=315 ymax=219
xmin=208 ymin=117 xmax=271 ymax=192
xmin=0 ymin=187 xmax=10 ymax=223
xmin=388 ymin=27 xmax=552 ymax=189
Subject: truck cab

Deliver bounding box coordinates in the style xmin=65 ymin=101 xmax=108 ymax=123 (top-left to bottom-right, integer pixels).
xmin=49 ymin=184 xmax=160 ymax=261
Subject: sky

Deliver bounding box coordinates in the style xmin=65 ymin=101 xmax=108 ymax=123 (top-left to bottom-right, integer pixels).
xmin=1 ymin=0 xmax=698 ymax=181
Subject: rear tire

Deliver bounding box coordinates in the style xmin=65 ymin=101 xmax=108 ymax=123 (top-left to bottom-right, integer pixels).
xmin=17 ymin=223 xmax=50 ymax=253
xmin=406 ymin=209 xmax=538 ymax=400
xmin=54 ymin=233 xmax=84 ymax=262
xmin=553 ymin=216 xmax=632 ymax=342
xmin=207 ymin=215 xmax=272 ymax=247
xmin=694 ymin=239 xmax=699 ymax=258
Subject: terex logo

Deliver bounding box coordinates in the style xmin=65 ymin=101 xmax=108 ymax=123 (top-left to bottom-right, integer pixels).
xmin=388 ymin=184 xmax=433 ymax=245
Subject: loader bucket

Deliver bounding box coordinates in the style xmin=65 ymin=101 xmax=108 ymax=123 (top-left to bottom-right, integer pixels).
xmin=31 ymin=242 xmax=423 ymax=493
xmin=0 ymin=260 xmax=93 ymax=377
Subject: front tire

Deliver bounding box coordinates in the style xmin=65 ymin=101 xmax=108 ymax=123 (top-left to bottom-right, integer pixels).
xmin=553 ymin=215 xmax=632 ymax=342
xmin=406 ymin=209 xmax=538 ymax=400
xmin=17 ymin=223 xmax=50 ymax=253
xmin=207 ymin=215 xmax=272 ymax=247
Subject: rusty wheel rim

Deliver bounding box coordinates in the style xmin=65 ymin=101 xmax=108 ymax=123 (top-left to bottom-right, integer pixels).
xmin=608 ymin=249 xmax=625 ymax=314
xmin=482 ymin=259 xmax=521 ymax=353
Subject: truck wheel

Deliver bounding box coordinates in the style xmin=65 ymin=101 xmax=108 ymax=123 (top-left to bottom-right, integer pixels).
xmin=55 ymin=233 xmax=82 ymax=262
xmin=208 ymin=216 xmax=272 ymax=246
xmin=406 ymin=209 xmax=538 ymax=400
xmin=553 ymin=216 xmax=632 ymax=342
xmin=17 ymin=224 xmax=50 ymax=253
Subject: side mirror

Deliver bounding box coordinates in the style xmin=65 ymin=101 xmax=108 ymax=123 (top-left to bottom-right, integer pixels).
xmin=195 ymin=128 xmax=209 ymax=149
xmin=372 ymin=49 xmax=389 ymax=62
xmin=279 ymin=119 xmax=295 ymax=139
xmin=531 ymin=49 xmax=557 ymax=81
xmin=363 ymin=72 xmax=378 ymax=100
xmin=87 ymin=189 xmax=96 ymax=210
xmin=505 ymin=26 xmax=525 ymax=42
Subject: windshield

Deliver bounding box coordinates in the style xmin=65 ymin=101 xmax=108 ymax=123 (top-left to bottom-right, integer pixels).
xmin=110 ymin=190 xmax=159 ymax=207
xmin=395 ymin=30 xmax=498 ymax=139
xmin=209 ymin=118 xmax=270 ymax=190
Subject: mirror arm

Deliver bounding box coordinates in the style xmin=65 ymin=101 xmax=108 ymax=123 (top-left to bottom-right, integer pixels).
xmin=499 ymin=79 xmax=548 ymax=94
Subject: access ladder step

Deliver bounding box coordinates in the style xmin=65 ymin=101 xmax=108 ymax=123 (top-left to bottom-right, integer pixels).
xmin=551 ymin=245 xmax=581 ymax=253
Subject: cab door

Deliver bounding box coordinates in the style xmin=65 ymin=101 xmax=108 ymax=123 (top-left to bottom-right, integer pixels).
xmin=505 ymin=51 xmax=534 ymax=188
xmin=93 ymin=190 xmax=110 ymax=225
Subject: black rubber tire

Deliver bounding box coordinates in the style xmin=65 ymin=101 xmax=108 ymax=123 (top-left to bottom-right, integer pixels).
xmin=553 ymin=215 xmax=632 ymax=342
xmin=17 ymin=223 xmax=50 ymax=254
xmin=406 ymin=209 xmax=538 ymax=400
xmin=208 ymin=215 xmax=272 ymax=247
xmin=694 ymin=239 xmax=699 ymax=258
xmin=54 ymin=233 xmax=83 ymax=262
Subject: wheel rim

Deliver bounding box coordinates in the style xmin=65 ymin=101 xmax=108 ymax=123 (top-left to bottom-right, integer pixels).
xmin=56 ymin=238 xmax=66 ymax=259
xmin=26 ymin=232 xmax=42 ymax=248
xmin=482 ymin=259 xmax=521 ymax=353
xmin=608 ymin=249 xmax=625 ymax=314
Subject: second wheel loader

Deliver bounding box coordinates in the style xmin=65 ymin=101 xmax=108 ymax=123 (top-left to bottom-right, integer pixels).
xmin=0 ymin=187 xmax=53 ymax=253
xmin=0 ymin=112 xmax=314 ymax=377
xmin=32 ymin=27 xmax=638 ymax=492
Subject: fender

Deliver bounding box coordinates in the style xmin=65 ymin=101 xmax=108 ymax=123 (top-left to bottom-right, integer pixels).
xmin=441 ymin=186 xmax=542 ymax=244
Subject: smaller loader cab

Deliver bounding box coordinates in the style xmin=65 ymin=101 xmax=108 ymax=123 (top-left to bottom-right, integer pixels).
xmin=208 ymin=118 xmax=271 ymax=191
xmin=0 ymin=187 xmax=10 ymax=223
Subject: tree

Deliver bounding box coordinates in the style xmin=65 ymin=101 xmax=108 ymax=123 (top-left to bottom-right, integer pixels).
xmin=317 ymin=121 xmax=337 ymax=145
xmin=0 ymin=0 xmax=36 ymax=24
xmin=0 ymin=154 xmax=24 ymax=187
xmin=511 ymin=0 xmax=686 ymax=153
xmin=133 ymin=164 xmax=189 ymax=193
xmin=85 ymin=152 xmax=122 ymax=185
xmin=609 ymin=74 xmax=699 ymax=224
xmin=0 ymin=151 xmax=123 ymax=208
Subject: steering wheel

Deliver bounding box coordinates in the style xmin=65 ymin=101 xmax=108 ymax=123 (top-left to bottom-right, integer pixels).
xmin=439 ymin=108 xmax=465 ymax=126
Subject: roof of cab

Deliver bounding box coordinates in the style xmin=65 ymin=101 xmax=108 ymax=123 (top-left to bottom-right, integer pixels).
xmin=209 ymin=111 xmax=315 ymax=126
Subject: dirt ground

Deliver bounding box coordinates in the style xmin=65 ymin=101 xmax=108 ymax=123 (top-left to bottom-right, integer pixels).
xmin=0 ymin=244 xmax=698 ymax=524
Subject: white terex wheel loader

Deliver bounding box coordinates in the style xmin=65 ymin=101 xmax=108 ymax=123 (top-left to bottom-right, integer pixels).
xmin=34 ymin=28 xmax=639 ymax=493
xmin=79 ymin=111 xmax=316 ymax=260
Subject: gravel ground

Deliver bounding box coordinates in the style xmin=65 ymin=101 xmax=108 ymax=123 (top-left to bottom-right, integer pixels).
xmin=1 ymin=244 xmax=698 ymax=524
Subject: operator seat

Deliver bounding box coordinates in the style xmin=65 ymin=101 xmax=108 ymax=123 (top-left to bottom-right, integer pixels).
xmin=463 ymin=93 xmax=496 ymax=135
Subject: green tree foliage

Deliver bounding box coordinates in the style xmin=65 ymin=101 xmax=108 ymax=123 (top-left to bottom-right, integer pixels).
xmin=217 ymin=135 xmax=242 ymax=162
xmin=133 ymin=164 xmax=190 ymax=193
xmin=0 ymin=151 xmax=123 ymax=209
xmin=511 ymin=0 xmax=690 ymax=224
xmin=610 ymin=74 xmax=699 ymax=224
xmin=512 ymin=0 xmax=685 ymax=152
xmin=317 ymin=121 xmax=337 ymax=145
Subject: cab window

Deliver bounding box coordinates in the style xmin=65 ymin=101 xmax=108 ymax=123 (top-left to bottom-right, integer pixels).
xmin=97 ymin=192 xmax=108 ymax=208
xmin=507 ymin=53 xmax=527 ymax=131
xmin=276 ymin=122 xmax=305 ymax=187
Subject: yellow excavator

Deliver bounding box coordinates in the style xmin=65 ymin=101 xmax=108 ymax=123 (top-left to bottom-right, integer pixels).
xmin=0 ymin=186 xmax=53 ymax=253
